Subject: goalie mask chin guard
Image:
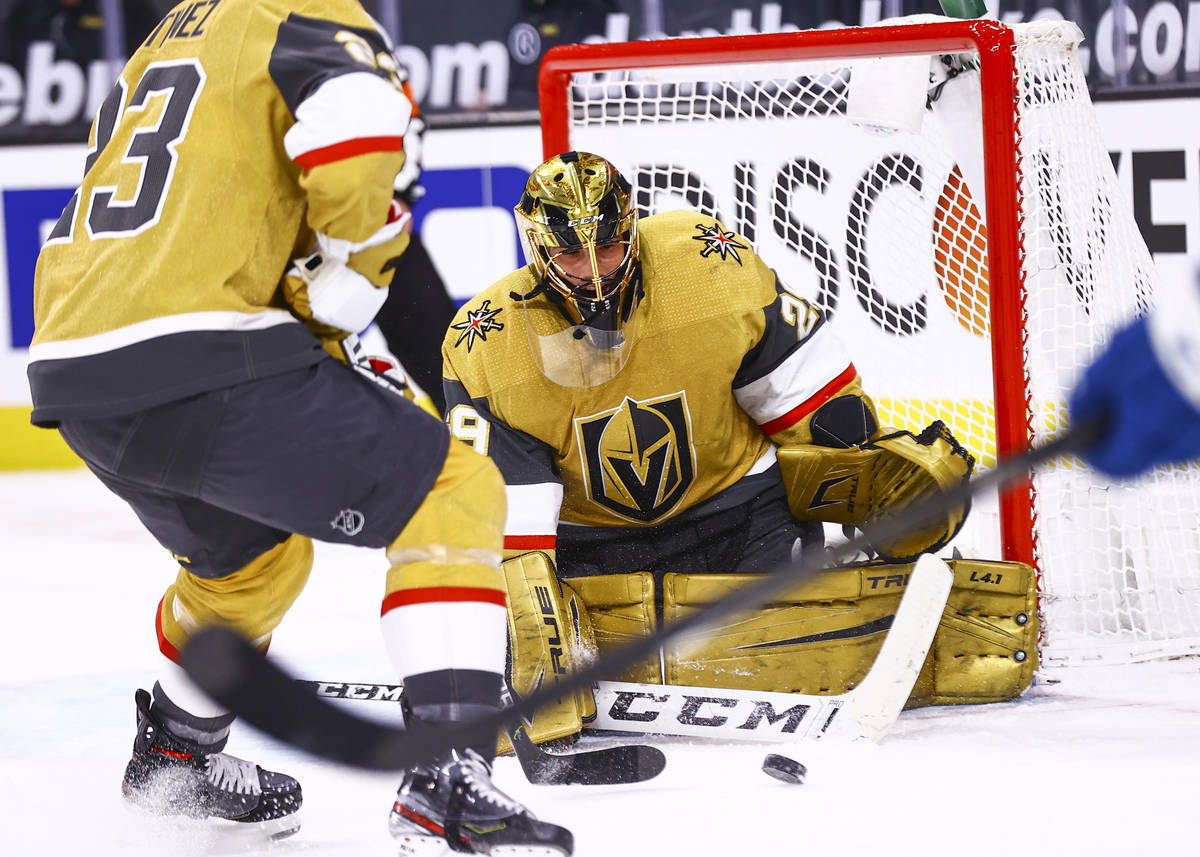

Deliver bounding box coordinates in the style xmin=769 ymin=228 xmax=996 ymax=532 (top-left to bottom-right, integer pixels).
xmin=512 ymin=152 xmax=644 ymax=388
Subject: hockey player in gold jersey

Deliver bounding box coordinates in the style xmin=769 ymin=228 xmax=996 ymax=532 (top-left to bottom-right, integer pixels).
xmin=27 ymin=1 xmax=570 ymax=853
xmin=444 ymin=151 xmax=945 ymax=574
xmin=442 ymin=154 xmax=1015 ymax=744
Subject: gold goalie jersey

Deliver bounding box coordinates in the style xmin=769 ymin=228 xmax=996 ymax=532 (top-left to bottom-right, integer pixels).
xmin=28 ymin=0 xmax=415 ymax=426
xmin=442 ymin=210 xmax=869 ymax=556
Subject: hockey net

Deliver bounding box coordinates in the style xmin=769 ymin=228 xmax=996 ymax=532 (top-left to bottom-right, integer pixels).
xmin=538 ymin=16 xmax=1200 ymax=668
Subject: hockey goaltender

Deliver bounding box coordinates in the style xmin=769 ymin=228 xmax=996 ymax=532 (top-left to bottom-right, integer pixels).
xmin=439 ymin=151 xmax=1040 ymax=749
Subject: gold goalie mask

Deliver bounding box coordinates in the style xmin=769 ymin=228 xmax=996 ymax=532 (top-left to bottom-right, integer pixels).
xmin=512 ymin=152 xmax=644 ymax=387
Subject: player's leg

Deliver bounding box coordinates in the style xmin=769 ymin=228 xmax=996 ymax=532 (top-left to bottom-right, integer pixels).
xmin=63 ymin=359 xmax=569 ymax=851
xmin=379 ymin=438 xmax=571 ymax=855
xmin=139 ymin=529 xmax=311 ymax=832
xmin=52 ymin=427 xmax=308 ymax=834
xmin=165 ymin=360 xmax=568 ymax=854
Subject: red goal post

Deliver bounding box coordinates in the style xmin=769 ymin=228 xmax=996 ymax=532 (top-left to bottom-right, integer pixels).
xmin=535 ymin=17 xmax=1200 ymax=667
xmin=540 ymin=18 xmax=1034 ymax=568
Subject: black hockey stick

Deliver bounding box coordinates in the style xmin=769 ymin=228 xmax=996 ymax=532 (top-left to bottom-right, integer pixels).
xmin=181 ymin=420 xmax=1099 ymax=773
xmin=296 ymin=679 xmax=665 ymax=785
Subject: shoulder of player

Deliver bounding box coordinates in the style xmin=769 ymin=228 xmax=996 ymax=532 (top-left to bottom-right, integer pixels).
xmin=277 ymin=0 xmax=381 ymax=29
xmin=443 ymin=270 xmax=532 ymax=360
xmin=264 ymin=0 xmax=399 ymax=108
xmin=642 ymin=209 xmax=761 ymax=266
xmin=215 ymin=0 xmax=380 ymax=41
xmin=639 ymin=210 xmax=775 ymax=307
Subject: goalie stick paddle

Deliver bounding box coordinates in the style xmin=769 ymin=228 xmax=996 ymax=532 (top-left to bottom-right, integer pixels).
xmin=180 ymin=421 xmax=1099 ymax=773
xmin=506 ymin=722 xmax=666 ymax=786
xmin=838 ymin=553 xmax=952 ymax=740
xmin=500 ymin=681 xmax=667 ymax=785
xmin=294 ymin=680 xmax=666 ymax=786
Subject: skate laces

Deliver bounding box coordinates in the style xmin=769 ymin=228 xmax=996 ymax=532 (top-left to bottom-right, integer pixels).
xmin=450 ymin=754 xmax=522 ymax=814
xmin=205 ymin=753 xmax=262 ymax=796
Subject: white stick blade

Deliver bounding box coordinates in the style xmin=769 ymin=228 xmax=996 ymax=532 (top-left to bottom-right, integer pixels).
xmin=844 ymin=554 xmax=954 ymax=741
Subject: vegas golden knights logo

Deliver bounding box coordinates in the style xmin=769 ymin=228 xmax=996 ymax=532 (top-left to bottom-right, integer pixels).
xmin=575 ymin=393 xmax=695 ymax=523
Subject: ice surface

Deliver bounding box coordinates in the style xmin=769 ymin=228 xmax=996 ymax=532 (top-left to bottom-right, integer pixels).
xmin=2 ymin=470 xmax=1197 ymax=856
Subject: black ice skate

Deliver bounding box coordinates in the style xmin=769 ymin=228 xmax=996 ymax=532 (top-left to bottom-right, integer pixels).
xmin=389 ymin=747 xmax=574 ymax=855
xmin=121 ymin=688 xmax=302 ymax=838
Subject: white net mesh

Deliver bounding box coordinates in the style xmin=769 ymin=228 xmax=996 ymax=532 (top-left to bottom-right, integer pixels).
xmin=1015 ymin=23 xmax=1200 ymax=664
xmin=552 ymin=18 xmax=1200 ymax=667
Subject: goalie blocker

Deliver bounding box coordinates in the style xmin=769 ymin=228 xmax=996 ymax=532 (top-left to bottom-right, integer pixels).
xmin=501 ymin=550 xmax=1037 ymax=748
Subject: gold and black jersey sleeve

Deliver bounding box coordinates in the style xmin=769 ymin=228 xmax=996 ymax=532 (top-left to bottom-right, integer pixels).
xmin=268 ymin=12 xmax=396 ymax=115
xmin=731 ymin=276 xmax=876 ymax=447
xmin=29 ymin=0 xmax=415 ymax=426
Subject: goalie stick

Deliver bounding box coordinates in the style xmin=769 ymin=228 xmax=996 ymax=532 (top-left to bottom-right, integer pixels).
xmin=500 ymin=681 xmax=666 ymax=785
xmin=300 ymin=555 xmax=952 ymax=746
xmin=179 ymin=422 xmax=1097 ymax=772
xmin=506 ymin=721 xmax=666 ymax=785
xmin=294 ymin=679 xmax=666 ymax=786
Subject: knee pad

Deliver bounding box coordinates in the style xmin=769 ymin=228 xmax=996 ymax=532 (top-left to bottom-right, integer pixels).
xmin=156 ymin=533 xmax=313 ymax=660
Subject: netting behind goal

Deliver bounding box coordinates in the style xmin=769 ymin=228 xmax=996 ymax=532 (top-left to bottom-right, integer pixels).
xmin=538 ymin=17 xmax=1200 ymax=667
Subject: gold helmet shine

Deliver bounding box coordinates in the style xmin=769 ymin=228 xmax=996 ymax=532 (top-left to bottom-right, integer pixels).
xmin=514 ymin=152 xmax=642 ymax=333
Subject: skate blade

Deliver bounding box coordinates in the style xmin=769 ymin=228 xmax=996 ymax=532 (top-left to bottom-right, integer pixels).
xmin=393 ymin=832 xmax=453 ymax=856
xmin=122 ymin=798 xmax=301 ymax=848
xmin=123 ymin=781 xmax=300 ymax=840
xmin=123 ymin=791 xmax=300 ymax=840
xmin=392 ymin=834 xmax=568 ymax=856
xmin=259 ymin=814 xmax=301 ymax=840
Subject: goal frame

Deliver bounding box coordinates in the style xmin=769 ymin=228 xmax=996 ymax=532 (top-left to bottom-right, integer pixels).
xmin=537 ymin=19 xmax=1036 ymax=571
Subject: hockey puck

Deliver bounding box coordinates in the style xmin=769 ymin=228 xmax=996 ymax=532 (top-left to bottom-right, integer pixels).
xmin=761 ymin=753 xmax=806 ymax=785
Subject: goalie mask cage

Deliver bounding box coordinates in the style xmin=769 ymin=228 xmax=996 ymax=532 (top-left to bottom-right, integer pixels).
xmin=538 ymin=16 xmax=1200 ymax=669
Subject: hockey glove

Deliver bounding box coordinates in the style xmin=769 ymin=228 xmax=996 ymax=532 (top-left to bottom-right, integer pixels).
xmin=1070 ymin=315 xmax=1200 ymax=477
xmin=285 ymin=207 xmax=411 ymax=334
xmin=337 ymin=333 xmax=413 ymax=401
xmin=392 ymin=114 xmax=426 ymax=205
xmin=778 ymin=421 xmax=975 ymax=562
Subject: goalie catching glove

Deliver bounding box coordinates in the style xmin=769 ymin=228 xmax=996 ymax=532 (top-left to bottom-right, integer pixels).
xmin=778 ymin=420 xmax=975 ymax=561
